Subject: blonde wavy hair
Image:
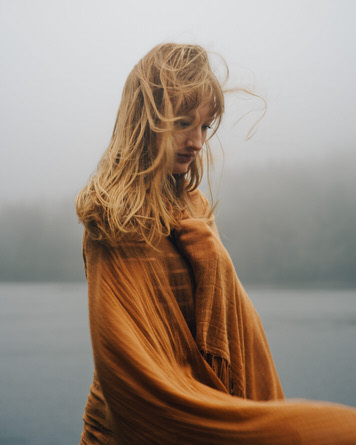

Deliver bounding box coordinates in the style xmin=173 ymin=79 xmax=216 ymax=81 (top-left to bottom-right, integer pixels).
xmin=76 ymin=43 xmax=225 ymax=246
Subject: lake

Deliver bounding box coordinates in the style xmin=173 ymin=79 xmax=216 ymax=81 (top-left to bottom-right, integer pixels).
xmin=1 ymin=283 xmax=355 ymax=445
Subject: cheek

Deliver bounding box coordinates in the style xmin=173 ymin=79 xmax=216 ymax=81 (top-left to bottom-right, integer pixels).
xmin=173 ymin=133 xmax=185 ymax=149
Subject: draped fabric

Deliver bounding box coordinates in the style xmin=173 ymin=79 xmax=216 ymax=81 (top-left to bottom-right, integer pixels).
xmin=80 ymin=190 xmax=356 ymax=444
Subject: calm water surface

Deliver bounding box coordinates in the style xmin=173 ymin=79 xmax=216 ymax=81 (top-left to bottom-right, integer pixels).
xmin=0 ymin=283 xmax=355 ymax=445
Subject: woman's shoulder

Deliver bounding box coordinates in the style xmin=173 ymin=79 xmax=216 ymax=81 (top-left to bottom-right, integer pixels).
xmin=188 ymin=188 xmax=211 ymax=217
xmin=187 ymin=188 xmax=219 ymax=235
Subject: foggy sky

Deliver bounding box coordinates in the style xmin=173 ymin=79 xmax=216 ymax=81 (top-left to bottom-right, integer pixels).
xmin=1 ymin=0 xmax=356 ymax=205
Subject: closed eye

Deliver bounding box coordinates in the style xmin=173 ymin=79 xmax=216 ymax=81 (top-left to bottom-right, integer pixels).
xmin=176 ymin=121 xmax=212 ymax=131
xmin=177 ymin=120 xmax=192 ymax=129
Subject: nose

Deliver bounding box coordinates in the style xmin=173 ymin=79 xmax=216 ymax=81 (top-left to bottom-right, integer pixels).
xmin=186 ymin=127 xmax=204 ymax=151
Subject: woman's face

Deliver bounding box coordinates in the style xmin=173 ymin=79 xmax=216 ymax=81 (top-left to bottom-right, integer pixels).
xmin=172 ymin=102 xmax=213 ymax=175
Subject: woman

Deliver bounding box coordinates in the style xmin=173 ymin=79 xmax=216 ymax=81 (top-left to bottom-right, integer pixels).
xmin=76 ymin=43 xmax=356 ymax=444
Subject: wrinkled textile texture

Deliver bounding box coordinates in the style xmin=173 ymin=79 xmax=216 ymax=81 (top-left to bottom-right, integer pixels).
xmin=80 ymin=190 xmax=356 ymax=444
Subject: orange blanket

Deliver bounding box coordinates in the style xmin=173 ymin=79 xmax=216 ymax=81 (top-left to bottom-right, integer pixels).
xmin=80 ymin=190 xmax=356 ymax=444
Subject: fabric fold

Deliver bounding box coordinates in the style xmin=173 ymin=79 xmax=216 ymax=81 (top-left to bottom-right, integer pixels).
xmin=80 ymin=190 xmax=356 ymax=444
xmin=172 ymin=209 xmax=284 ymax=400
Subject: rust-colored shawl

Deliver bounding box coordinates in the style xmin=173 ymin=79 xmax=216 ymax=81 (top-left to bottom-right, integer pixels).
xmin=80 ymin=191 xmax=356 ymax=444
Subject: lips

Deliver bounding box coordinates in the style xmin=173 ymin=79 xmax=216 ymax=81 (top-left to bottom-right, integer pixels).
xmin=176 ymin=153 xmax=196 ymax=163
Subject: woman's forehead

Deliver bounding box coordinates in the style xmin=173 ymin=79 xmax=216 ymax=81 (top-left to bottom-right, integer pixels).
xmin=188 ymin=101 xmax=215 ymax=121
xmin=173 ymin=89 xmax=221 ymax=122
xmin=191 ymin=101 xmax=215 ymax=121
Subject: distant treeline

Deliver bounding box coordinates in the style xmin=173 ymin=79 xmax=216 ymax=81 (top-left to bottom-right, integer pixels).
xmin=1 ymin=155 xmax=355 ymax=286
xmin=0 ymin=199 xmax=84 ymax=281
xmin=216 ymin=154 xmax=356 ymax=287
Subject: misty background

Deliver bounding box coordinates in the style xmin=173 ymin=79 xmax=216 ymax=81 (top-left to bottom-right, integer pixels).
xmin=1 ymin=2 xmax=356 ymax=443
xmin=1 ymin=0 xmax=355 ymax=286
xmin=1 ymin=155 xmax=355 ymax=286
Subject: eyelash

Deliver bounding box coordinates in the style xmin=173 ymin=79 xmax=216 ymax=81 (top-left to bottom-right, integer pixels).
xmin=178 ymin=121 xmax=191 ymax=128
xmin=178 ymin=122 xmax=212 ymax=130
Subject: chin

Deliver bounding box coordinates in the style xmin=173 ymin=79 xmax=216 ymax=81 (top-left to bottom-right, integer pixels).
xmin=173 ymin=165 xmax=189 ymax=175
